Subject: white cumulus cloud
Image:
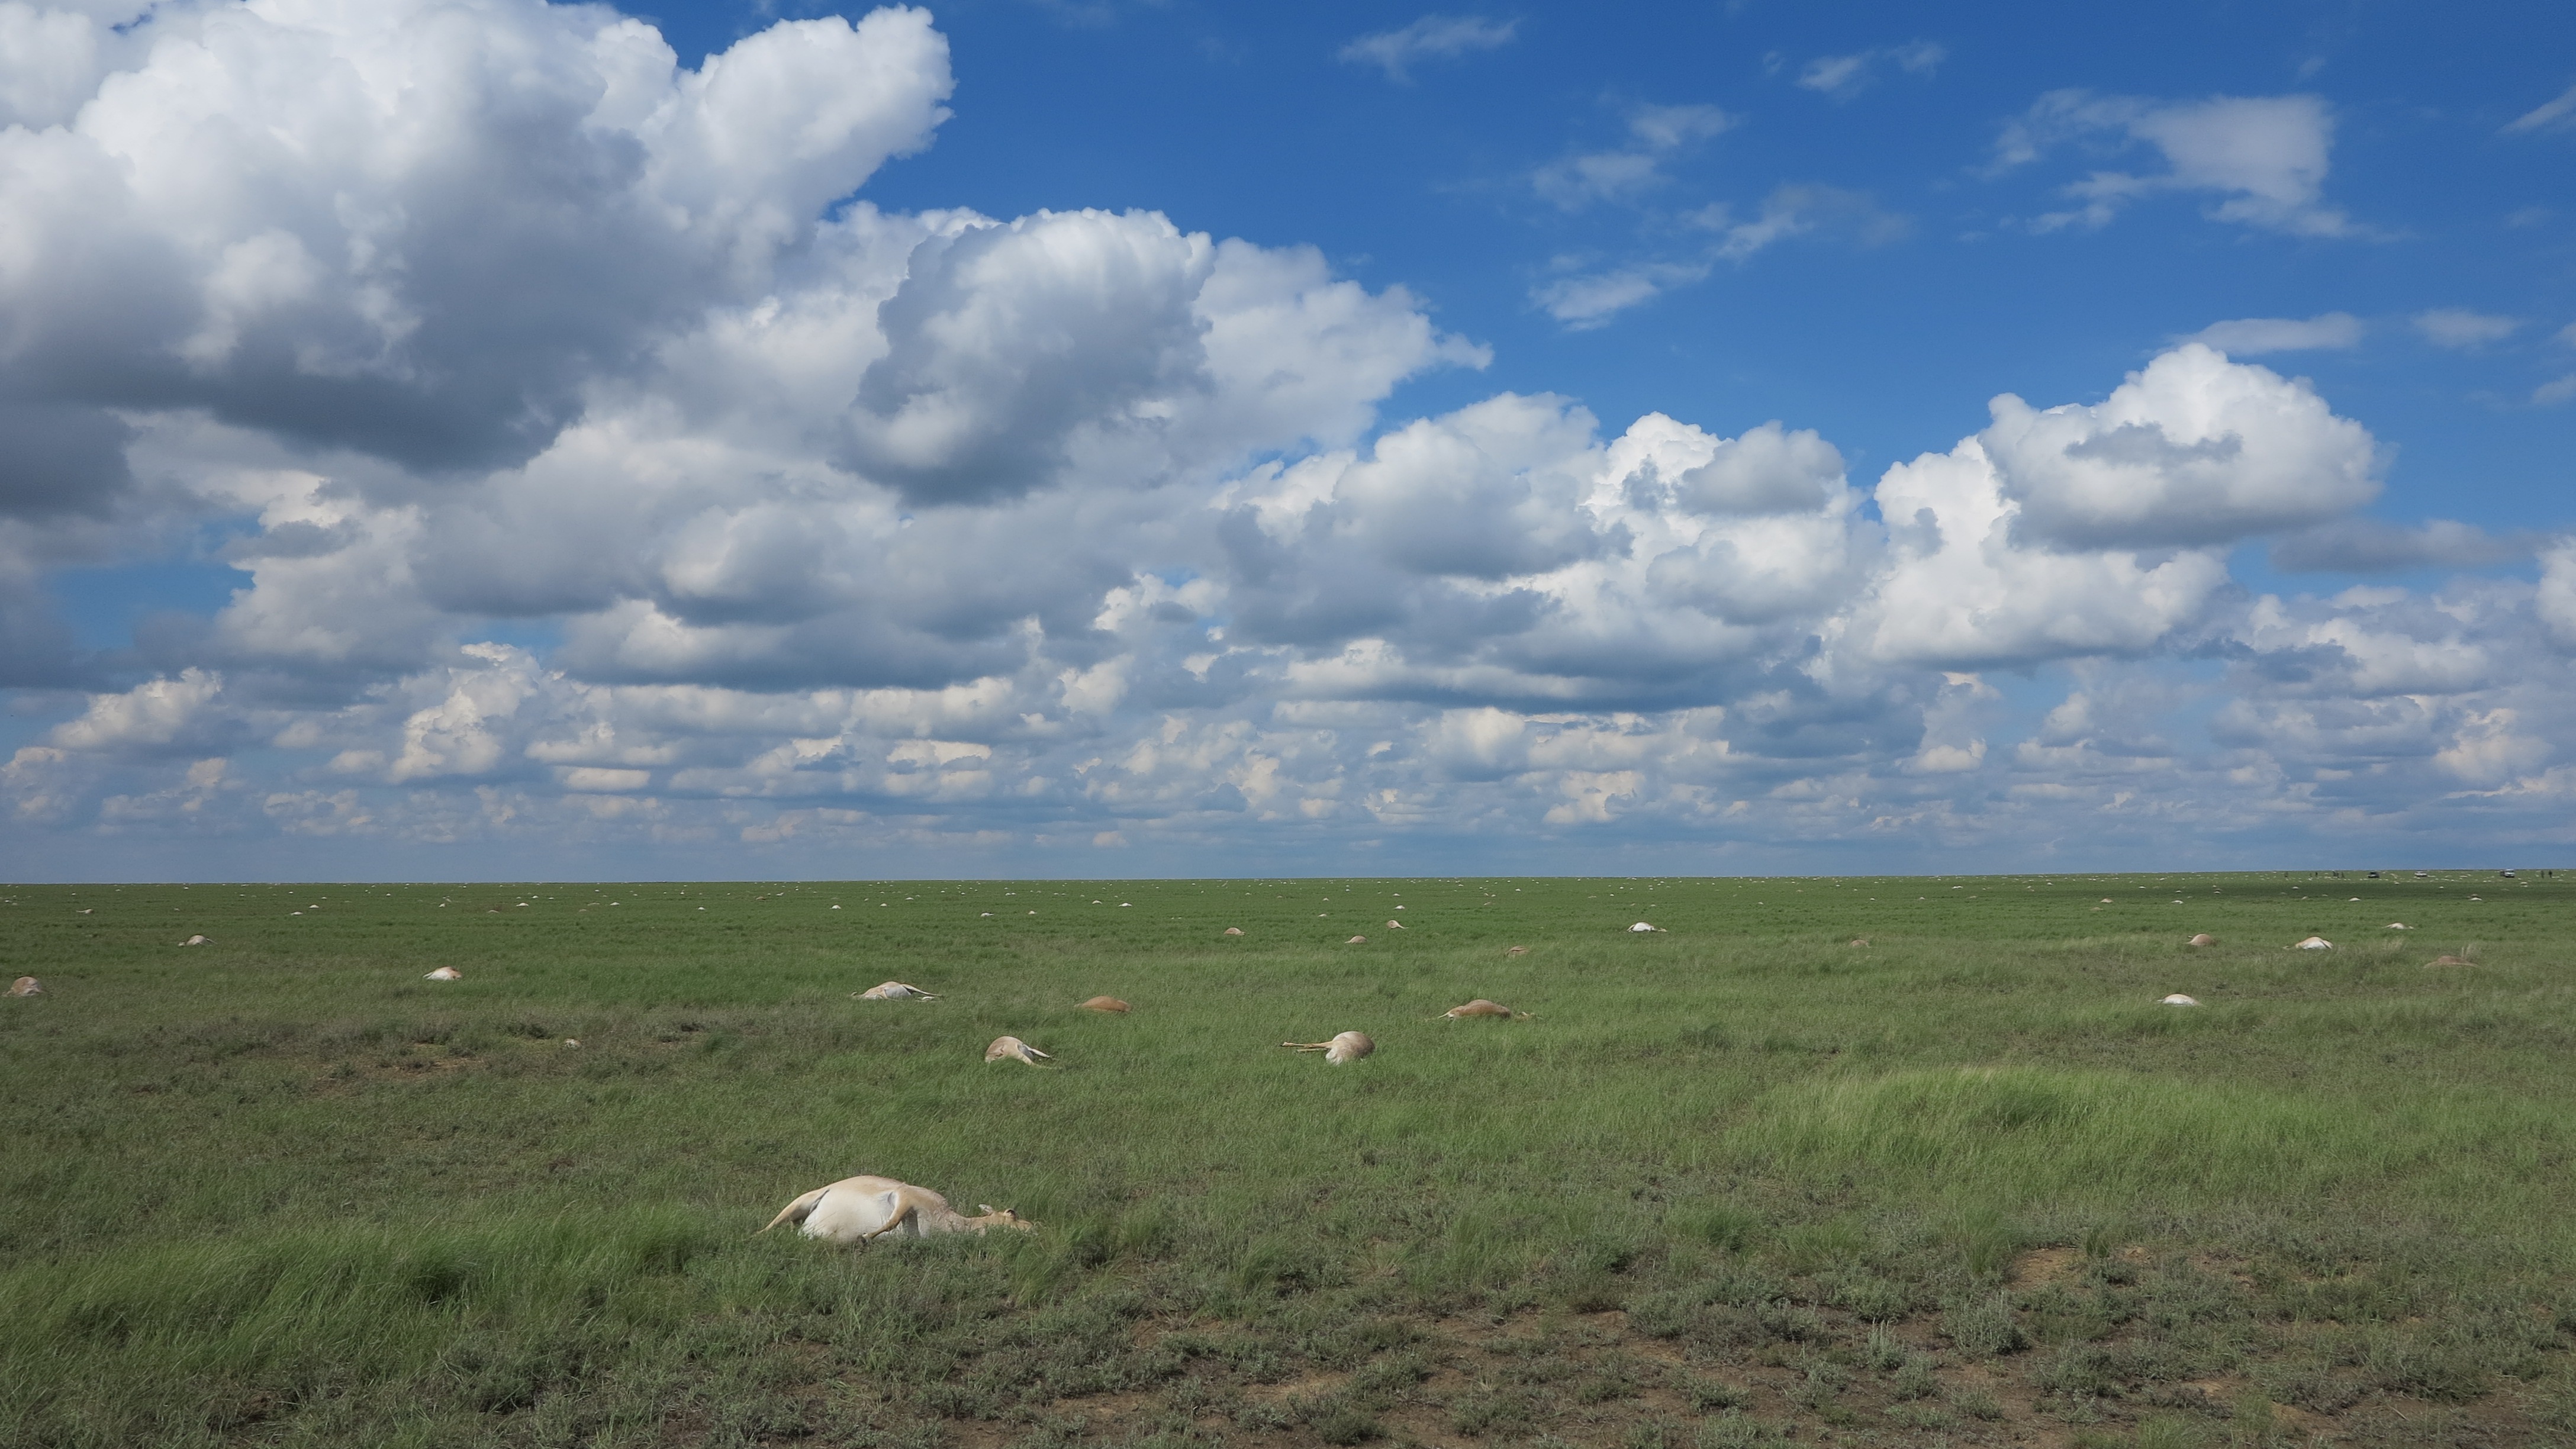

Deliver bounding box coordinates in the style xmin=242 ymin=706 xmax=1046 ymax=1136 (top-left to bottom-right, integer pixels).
xmin=1982 ymin=344 xmax=2380 ymax=549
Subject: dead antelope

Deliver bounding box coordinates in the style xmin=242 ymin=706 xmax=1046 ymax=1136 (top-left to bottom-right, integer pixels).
xmin=1385 ymin=920 xmax=1405 ymax=930
xmin=1223 ymin=927 xmax=1245 ymax=936
xmin=424 ymin=967 xmax=462 ymax=981
xmin=2160 ymin=994 xmax=2201 ymax=1006
xmin=1078 ymin=996 xmax=1130 ymax=1013
xmin=182 ymin=935 xmax=211 ymax=946
xmin=2187 ymin=933 xmax=2217 ymax=947
xmin=1437 ymin=999 xmax=1527 ymax=1020
xmin=7 ymin=976 xmax=38 ymax=997
xmin=985 ymin=1035 xmax=1053 ymax=1065
xmin=1847 ymin=938 xmax=1869 ymax=948
xmin=2291 ymin=936 xmax=2333 ymax=951
xmin=1283 ymin=1031 xmax=1374 ymax=1064
xmin=1503 ymin=945 xmax=1528 ymax=957
xmin=856 ymin=981 xmax=937 ymax=1000
xmin=759 ymin=1175 xmax=1035 ymax=1244
xmin=2429 ymin=954 xmax=2472 ymax=967
xmin=1345 ymin=935 xmax=1367 ymax=944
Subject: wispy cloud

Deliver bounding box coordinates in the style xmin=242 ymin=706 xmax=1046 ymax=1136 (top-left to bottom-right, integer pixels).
xmin=1338 ymin=15 xmax=1517 ymax=82
xmin=2411 ymin=308 xmax=2519 ymax=349
xmin=2176 ymin=313 xmax=2363 ymax=355
xmin=1533 ymin=186 xmax=1908 ymax=327
xmin=1532 ymin=102 xmax=1733 ymax=210
xmin=1531 ymin=260 xmax=1712 ymax=328
xmin=1992 ymin=91 xmax=2363 ymax=238
xmin=1693 ymin=183 xmax=1911 ymax=260
xmin=2504 ymin=81 xmax=2576 ymax=135
xmin=1795 ymin=40 xmax=1944 ymax=101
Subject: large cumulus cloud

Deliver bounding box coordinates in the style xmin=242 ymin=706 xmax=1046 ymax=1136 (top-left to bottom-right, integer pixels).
xmin=1 ymin=0 xmax=2568 ymax=874
xmin=0 ymin=0 xmax=951 ymax=483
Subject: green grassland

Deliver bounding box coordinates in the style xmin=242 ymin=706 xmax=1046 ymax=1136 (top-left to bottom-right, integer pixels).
xmin=4 ymin=870 xmax=2574 ymax=1449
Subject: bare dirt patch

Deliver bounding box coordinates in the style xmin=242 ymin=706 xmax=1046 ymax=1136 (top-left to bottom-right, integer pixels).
xmin=2014 ymin=1245 xmax=2082 ymax=1286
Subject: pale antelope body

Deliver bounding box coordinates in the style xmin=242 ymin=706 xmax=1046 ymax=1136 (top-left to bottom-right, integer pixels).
xmin=1078 ymin=996 xmax=1130 ymax=1013
xmin=2187 ymin=933 xmax=2217 ymax=947
xmin=424 ymin=967 xmax=462 ymax=980
xmin=857 ymin=981 xmax=936 ymax=1000
xmin=7 ymin=976 xmax=38 ymax=997
xmin=2160 ymin=994 xmax=2200 ymax=1006
xmin=759 ymin=1175 xmax=1032 ymax=1244
xmin=1284 ymin=1031 xmax=1373 ymax=1064
xmin=985 ymin=1035 xmax=1052 ymax=1065
xmin=182 ymin=935 xmax=210 ymax=946
xmin=2292 ymin=936 xmax=2333 ymax=951
xmin=1223 ymin=927 xmax=1245 ymax=936
xmin=1439 ymin=999 xmax=1525 ymax=1020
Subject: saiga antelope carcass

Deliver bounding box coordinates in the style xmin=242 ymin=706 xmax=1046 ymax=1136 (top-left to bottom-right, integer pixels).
xmin=758 ymin=1176 xmax=1033 ymax=1244
xmin=1283 ymin=1031 xmax=1374 ymax=1064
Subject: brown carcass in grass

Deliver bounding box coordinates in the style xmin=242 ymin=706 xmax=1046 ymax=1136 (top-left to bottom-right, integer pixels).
xmin=1437 ymin=999 xmax=1528 ymax=1020
xmin=1284 ymin=1031 xmax=1374 ymax=1064
xmin=7 ymin=976 xmax=38 ymax=997
xmin=984 ymin=1036 xmax=1054 ymax=1065
xmin=759 ymin=1176 xmax=1033 ymax=1244
xmin=423 ymin=967 xmax=462 ymax=981
xmin=1078 ymin=996 xmax=1130 ymax=1013
xmin=2188 ymin=933 xmax=2217 ymax=947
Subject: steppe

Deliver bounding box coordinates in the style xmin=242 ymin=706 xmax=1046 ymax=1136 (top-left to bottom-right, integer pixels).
xmin=4 ymin=871 xmax=2571 ymax=1448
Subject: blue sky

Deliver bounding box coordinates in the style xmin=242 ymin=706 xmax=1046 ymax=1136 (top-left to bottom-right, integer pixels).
xmin=0 ymin=0 xmax=2571 ymax=880
xmin=761 ymin=0 xmax=2575 ymax=510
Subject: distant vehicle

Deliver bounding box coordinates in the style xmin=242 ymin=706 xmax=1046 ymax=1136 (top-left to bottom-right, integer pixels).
xmin=2368 ymin=871 xmax=2381 ymax=878
xmin=2500 ymin=870 xmax=2516 ymax=878
xmin=2415 ymin=871 xmax=2430 ymax=878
